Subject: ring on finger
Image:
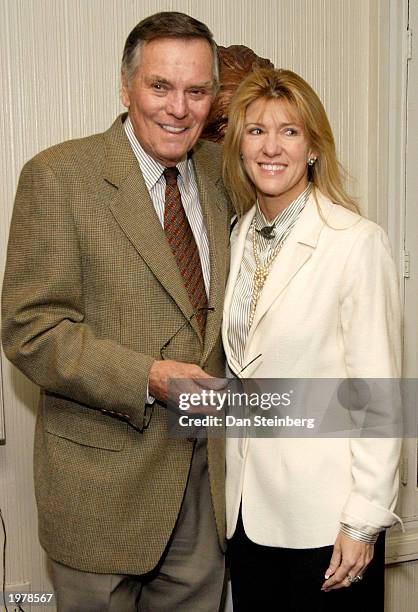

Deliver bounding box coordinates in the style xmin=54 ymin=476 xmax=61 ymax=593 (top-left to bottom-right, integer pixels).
xmin=347 ymin=573 xmax=363 ymax=584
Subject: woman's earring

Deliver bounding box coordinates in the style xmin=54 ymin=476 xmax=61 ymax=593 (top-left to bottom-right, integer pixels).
xmin=307 ymin=157 xmax=317 ymax=166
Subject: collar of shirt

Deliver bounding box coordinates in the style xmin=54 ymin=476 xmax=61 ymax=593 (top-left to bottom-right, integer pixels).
xmin=253 ymin=182 xmax=312 ymax=251
xmin=124 ymin=115 xmax=190 ymax=191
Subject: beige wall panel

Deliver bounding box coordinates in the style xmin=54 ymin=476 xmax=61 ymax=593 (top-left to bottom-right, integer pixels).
xmin=1 ymin=0 xmax=371 ymax=202
xmin=386 ymin=560 xmax=418 ymax=611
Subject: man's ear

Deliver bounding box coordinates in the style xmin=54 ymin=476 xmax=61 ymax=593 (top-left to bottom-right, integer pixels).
xmin=121 ymin=77 xmax=130 ymax=108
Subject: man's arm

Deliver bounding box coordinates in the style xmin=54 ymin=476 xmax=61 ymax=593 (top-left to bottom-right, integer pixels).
xmin=1 ymin=155 xmax=207 ymax=429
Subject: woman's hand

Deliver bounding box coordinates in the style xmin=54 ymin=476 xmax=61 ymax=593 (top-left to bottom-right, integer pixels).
xmin=321 ymin=532 xmax=374 ymax=591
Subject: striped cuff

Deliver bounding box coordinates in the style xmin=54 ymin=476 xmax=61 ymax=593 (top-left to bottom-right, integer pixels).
xmin=145 ymin=382 xmax=155 ymax=405
xmin=340 ymin=523 xmax=379 ymax=544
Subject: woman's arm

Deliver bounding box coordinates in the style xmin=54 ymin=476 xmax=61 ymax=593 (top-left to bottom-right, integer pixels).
xmin=323 ymin=222 xmax=402 ymax=590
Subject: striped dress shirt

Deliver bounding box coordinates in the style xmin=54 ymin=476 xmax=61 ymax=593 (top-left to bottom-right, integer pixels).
xmin=124 ymin=116 xmax=210 ymax=294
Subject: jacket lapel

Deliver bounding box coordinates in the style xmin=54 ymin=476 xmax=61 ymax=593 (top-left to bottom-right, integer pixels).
xmin=105 ymin=116 xmax=199 ymax=333
xmin=104 ymin=117 xmax=231 ymax=347
xmin=245 ymin=194 xmax=325 ymax=350
xmin=192 ymin=142 xmax=231 ymax=363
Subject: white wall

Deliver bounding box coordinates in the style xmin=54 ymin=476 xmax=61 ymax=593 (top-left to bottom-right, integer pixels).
xmin=0 ymin=1 xmax=415 ymax=610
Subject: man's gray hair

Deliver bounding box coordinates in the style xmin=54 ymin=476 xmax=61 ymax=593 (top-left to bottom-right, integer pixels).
xmin=121 ymin=11 xmax=219 ymax=90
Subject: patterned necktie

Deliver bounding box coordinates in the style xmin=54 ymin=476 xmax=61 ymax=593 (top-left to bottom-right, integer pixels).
xmin=163 ymin=167 xmax=208 ymax=336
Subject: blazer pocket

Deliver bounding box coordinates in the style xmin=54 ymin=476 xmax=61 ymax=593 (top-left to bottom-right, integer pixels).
xmin=43 ymin=394 xmax=127 ymax=451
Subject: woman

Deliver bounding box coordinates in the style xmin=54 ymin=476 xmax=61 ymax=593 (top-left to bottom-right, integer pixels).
xmin=222 ymin=69 xmax=401 ymax=611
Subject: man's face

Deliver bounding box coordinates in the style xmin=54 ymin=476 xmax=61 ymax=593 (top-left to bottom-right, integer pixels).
xmin=121 ymin=37 xmax=215 ymax=167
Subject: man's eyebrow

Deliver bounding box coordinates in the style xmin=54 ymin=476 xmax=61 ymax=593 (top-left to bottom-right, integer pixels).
xmin=144 ymin=75 xmax=213 ymax=89
xmin=145 ymin=75 xmax=170 ymax=84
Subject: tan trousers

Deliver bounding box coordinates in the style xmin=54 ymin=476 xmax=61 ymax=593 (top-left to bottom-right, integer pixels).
xmin=49 ymin=440 xmax=224 ymax=612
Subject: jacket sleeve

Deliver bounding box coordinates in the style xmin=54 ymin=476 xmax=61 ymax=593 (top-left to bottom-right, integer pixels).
xmin=339 ymin=222 xmax=402 ymax=534
xmin=1 ymin=155 xmax=154 ymax=431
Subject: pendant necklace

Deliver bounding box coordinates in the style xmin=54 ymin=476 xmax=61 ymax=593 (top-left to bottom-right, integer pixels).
xmin=255 ymin=223 xmax=276 ymax=240
xmin=249 ymin=220 xmax=283 ymax=327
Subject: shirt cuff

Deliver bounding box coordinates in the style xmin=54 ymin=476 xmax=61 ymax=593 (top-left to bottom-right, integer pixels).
xmin=146 ymin=383 xmax=155 ymax=405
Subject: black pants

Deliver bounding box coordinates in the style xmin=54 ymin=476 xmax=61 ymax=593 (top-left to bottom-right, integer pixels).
xmin=228 ymin=511 xmax=385 ymax=612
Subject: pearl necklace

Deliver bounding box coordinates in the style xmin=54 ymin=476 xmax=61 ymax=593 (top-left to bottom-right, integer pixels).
xmin=249 ymin=219 xmax=283 ymax=327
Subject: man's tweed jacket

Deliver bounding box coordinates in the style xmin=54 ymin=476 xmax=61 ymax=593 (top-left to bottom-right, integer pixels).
xmin=1 ymin=115 xmax=230 ymax=574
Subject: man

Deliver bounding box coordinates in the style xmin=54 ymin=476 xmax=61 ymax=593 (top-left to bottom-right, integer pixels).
xmin=2 ymin=12 xmax=230 ymax=611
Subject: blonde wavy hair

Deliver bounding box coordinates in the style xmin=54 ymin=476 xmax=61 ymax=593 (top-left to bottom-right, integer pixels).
xmin=222 ymin=68 xmax=359 ymax=216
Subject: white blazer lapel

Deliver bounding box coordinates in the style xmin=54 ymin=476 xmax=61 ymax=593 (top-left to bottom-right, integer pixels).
xmin=245 ymin=195 xmax=325 ymax=348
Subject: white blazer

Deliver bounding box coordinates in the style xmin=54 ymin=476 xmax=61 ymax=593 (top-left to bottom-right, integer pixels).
xmin=222 ymin=190 xmax=402 ymax=549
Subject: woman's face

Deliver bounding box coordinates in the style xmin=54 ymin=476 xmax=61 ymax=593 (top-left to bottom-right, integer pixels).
xmin=240 ymin=97 xmax=314 ymax=212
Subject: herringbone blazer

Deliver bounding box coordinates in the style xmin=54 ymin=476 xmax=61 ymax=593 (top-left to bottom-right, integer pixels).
xmin=2 ymin=115 xmax=230 ymax=574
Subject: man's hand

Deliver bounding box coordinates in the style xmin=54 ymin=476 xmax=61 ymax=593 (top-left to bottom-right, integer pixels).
xmin=321 ymin=532 xmax=374 ymax=591
xmin=149 ymin=359 xmax=212 ymax=406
